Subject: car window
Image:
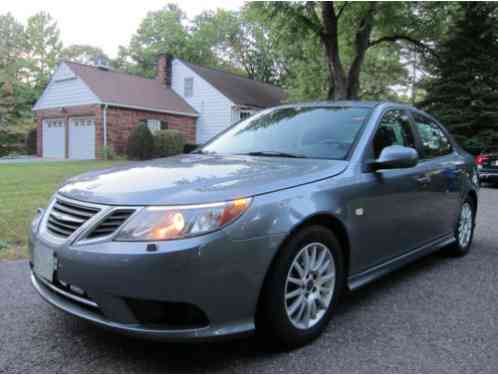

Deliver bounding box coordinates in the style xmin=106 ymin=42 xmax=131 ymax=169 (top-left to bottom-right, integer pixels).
xmin=202 ymin=106 xmax=372 ymax=160
xmin=412 ymin=112 xmax=452 ymax=158
xmin=373 ymin=110 xmax=416 ymax=158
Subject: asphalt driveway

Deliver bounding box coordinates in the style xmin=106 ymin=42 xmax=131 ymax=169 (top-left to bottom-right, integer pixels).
xmin=1 ymin=187 xmax=498 ymax=373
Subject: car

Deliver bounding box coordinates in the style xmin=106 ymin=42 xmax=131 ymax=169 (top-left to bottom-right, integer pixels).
xmin=476 ymin=148 xmax=498 ymax=185
xmin=29 ymin=101 xmax=479 ymax=348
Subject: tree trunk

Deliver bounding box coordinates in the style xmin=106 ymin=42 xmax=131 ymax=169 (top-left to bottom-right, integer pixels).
xmin=346 ymin=3 xmax=377 ymax=99
xmin=320 ymin=2 xmax=348 ymax=100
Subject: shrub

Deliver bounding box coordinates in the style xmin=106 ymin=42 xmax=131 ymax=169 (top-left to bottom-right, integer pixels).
xmin=100 ymin=145 xmax=118 ymax=160
xmin=25 ymin=128 xmax=37 ymax=155
xmin=154 ymin=129 xmax=185 ymax=157
xmin=126 ymin=123 xmax=154 ymax=160
xmin=183 ymin=143 xmax=199 ymax=153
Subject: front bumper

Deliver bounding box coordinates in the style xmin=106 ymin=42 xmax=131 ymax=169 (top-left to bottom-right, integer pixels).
xmin=29 ymin=226 xmax=284 ymax=341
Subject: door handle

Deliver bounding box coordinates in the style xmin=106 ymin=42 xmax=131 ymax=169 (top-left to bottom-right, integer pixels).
xmin=416 ymin=175 xmax=431 ymax=185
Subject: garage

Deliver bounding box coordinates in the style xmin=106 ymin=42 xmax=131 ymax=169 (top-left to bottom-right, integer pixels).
xmin=69 ymin=117 xmax=96 ymax=159
xmin=42 ymin=119 xmax=65 ymax=159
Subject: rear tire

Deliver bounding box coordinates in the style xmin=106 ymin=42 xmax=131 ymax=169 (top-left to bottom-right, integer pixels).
xmin=448 ymin=198 xmax=475 ymax=256
xmin=256 ymin=225 xmax=345 ymax=349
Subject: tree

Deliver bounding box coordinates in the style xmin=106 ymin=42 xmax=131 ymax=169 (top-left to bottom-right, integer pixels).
xmin=191 ymin=9 xmax=285 ymax=84
xmin=61 ymin=44 xmax=109 ymax=65
xmin=422 ymin=2 xmax=498 ymax=152
xmin=25 ymin=11 xmax=62 ymax=91
xmin=0 ymin=13 xmax=34 ymax=123
xmin=120 ymin=4 xmax=215 ymax=78
xmin=0 ymin=80 xmax=15 ymax=127
xmin=251 ymin=2 xmax=444 ymax=100
xmin=0 ymin=13 xmax=26 ymax=79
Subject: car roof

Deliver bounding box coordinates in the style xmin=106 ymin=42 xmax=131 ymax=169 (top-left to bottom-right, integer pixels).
xmin=277 ymin=100 xmax=412 ymax=110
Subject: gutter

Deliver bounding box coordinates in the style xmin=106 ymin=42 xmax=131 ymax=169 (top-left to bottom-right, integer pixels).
xmin=102 ymin=102 xmax=198 ymax=118
xmin=103 ymin=104 xmax=108 ymax=157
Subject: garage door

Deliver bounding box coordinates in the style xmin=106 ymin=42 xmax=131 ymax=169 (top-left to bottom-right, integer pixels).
xmin=42 ymin=119 xmax=65 ymax=159
xmin=69 ymin=117 xmax=96 ymax=159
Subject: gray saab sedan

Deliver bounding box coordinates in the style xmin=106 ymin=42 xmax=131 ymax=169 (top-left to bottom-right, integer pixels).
xmin=29 ymin=101 xmax=479 ymax=348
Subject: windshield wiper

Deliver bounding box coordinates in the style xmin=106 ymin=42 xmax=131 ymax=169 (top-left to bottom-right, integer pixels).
xmin=241 ymin=151 xmax=308 ymax=159
xmin=192 ymin=150 xmax=217 ymax=155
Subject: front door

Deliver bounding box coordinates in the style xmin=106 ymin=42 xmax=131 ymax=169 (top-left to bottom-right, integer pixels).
xmin=351 ymin=109 xmax=428 ymax=272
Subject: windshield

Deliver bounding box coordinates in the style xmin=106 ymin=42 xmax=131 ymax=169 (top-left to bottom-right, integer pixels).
xmin=201 ymin=106 xmax=372 ymax=160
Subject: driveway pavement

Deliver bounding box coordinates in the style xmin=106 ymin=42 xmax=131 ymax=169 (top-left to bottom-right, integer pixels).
xmin=1 ymin=188 xmax=498 ymax=373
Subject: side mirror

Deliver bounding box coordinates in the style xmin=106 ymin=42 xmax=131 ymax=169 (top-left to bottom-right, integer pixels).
xmin=369 ymin=145 xmax=418 ymax=171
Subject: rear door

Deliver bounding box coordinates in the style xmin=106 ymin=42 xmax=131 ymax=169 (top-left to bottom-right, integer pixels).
xmin=410 ymin=111 xmax=461 ymax=238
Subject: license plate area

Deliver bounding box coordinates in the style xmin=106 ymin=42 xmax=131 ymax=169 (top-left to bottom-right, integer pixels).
xmin=33 ymin=243 xmax=55 ymax=282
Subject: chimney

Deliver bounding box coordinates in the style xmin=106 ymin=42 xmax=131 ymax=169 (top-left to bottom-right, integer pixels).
xmin=95 ymin=55 xmax=110 ymax=70
xmin=156 ymin=54 xmax=172 ymax=86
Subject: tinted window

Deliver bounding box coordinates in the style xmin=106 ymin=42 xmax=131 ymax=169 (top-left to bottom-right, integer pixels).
xmin=412 ymin=112 xmax=452 ymax=158
xmin=202 ymin=106 xmax=372 ymax=160
xmin=373 ymin=110 xmax=415 ymax=158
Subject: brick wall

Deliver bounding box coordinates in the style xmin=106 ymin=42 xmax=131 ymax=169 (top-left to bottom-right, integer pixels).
xmin=105 ymin=106 xmax=196 ymax=155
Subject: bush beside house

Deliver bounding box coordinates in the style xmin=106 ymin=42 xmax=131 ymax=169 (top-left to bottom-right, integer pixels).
xmin=25 ymin=128 xmax=37 ymax=155
xmin=126 ymin=124 xmax=155 ymax=160
xmin=154 ymin=129 xmax=185 ymax=158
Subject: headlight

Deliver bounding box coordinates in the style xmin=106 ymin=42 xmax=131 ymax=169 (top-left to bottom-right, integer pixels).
xmin=31 ymin=208 xmax=44 ymax=233
xmin=114 ymin=198 xmax=252 ymax=241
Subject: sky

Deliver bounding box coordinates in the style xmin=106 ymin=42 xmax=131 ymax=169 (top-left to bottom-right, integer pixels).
xmin=0 ymin=0 xmax=245 ymax=58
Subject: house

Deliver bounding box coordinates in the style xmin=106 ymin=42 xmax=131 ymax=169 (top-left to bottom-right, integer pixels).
xmin=33 ymin=54 xmax=286 ymax=159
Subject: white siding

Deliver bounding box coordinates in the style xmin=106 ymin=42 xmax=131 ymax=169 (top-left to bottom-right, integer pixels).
xmin=33 ymin=63 xmax=100 ymax=111
xmin=171 ymin=59 xmax=234 ymax=144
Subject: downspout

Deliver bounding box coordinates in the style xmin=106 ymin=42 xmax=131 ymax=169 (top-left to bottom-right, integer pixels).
xmin=103 ymin=104 xmax=108 ymax=159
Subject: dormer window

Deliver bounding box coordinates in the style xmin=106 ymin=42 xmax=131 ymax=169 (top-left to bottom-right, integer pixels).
xmin=184 ymin=78 xmax=193 ymax=97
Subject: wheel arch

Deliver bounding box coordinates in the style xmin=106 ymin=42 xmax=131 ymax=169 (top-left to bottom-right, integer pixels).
xmin=255 ymin=213 xmax=351 ymax=319
xmin=467 ymin=189 xmax=478 ymax=214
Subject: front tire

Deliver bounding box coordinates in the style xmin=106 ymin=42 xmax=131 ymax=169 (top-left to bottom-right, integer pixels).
xmin=449 ymin=199 xmax=475 ymax=256
xmin=256 ymin=226 xmax=345 ymax=349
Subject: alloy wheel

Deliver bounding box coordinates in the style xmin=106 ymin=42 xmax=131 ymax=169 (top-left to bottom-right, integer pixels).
xmin=284 ymin=242 xmax=336 ymax=330
xmin=458 ymin=202 xmax=473 ymax=248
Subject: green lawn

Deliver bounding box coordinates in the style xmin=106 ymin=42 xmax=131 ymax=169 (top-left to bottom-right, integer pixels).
xmin=0 ymin=160 xmax=126 ymax=260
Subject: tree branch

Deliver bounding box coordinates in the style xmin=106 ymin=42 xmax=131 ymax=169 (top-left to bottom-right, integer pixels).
xmin=337 ymin=2 xmax=350 ymax=19
xmin=369 ymin=34 xmax=437 ymax=57
xmin=275 ymin=2 xmax=324 ymax=37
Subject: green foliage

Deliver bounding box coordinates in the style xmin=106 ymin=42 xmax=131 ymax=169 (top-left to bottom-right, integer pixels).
xmin=153 ymin=129 xmax=185 ymax=157
xmin=116 ymin=4 xmax=218 ymax=77
xmin=99 ymin=145 xmax=118 ymax=160
xmin=25 ymin=11 xmax=62 ymax=92
xmin=61 ymin=44 xmax=109 ymax=65
xmin=25 ymin=128 xmax=37 ymax=155
xmin=0 ymin=127 xmax=27 ymax=156
xmin=126 ymin=123 xmax=155 ymax=160
xmin=422 ymin=2 xmax=498 ymax=151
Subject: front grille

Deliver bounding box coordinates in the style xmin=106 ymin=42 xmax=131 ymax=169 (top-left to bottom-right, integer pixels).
xmin=86 ymin=209 xmax=135 ymax=239
xmin=47 ymin=198 xmax=100 ymax=238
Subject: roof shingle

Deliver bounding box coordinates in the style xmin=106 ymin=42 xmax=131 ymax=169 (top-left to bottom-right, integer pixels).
xmin=180 ymin=60 xmax=287 ymax=108
xmin=65 ymin=61 xmax=197 ymax=117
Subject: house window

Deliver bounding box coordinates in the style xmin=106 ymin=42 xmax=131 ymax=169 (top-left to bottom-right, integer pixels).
xmin=240 ymin=111 xmax=253 ymax=120
xmin=184 ymin=78 xmax=194 ymax=97
xmin=146 ymin=119 xmax=161 ymax=134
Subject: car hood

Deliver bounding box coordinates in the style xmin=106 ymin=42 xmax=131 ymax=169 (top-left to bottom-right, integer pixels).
xmin=58 ymin=154 xmax=348 ymax=206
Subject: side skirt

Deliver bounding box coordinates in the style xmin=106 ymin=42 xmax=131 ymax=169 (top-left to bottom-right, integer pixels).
xmin=347 ymin=234 xmax=456 ymax=291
